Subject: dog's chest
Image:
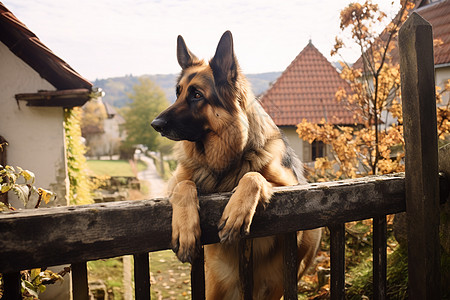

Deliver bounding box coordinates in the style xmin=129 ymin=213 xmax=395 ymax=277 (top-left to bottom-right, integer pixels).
xmin=193 ymin=154 xmax=266 ymax=194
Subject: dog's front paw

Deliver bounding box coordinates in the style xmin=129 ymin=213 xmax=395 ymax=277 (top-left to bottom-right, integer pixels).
xmin=170 ymin=180 xmax=201 ymax=263
xmin=171 ymin=210 xmax=201 ymax=263
xmin=218 ymin=172 xmax=272 ymax=244
xmin=217 ymin=191 xmax=258 ymax=244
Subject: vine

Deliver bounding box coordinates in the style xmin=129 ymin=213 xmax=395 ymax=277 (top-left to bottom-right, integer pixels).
xmin=64 ymin=108 xmax=93 ymax=205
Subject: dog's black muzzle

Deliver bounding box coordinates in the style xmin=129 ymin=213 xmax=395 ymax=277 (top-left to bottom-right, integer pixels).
xmin=151 ymin=117 xmax=167 ymax=133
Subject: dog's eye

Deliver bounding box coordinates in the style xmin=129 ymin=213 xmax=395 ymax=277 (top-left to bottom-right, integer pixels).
xmin=176 ymin=85 xmax=181 ymax=97
xmin=192 ymin=91 xmax=203 ymax=101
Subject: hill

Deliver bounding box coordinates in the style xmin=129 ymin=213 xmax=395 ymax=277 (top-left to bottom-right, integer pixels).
xmin=93 ymin=72 xmax=282 ymax=108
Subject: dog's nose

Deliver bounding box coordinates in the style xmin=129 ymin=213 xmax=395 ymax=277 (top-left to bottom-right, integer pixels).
xmin=151 ymin=118 xmax=167 ymax=132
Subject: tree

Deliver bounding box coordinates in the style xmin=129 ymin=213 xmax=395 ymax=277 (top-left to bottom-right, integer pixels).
xmin=297 ymin=0 xmax=450 ymax=181
xmin=122 ymin=77 xmax=172 ymax=154
xmin=80 ymin=99 xmax=107 ymax=137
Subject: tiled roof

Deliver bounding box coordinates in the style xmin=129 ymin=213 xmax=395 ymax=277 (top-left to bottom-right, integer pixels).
xmin=353 ymin=0 xmax=450 ymax=69
xmin=0 ymin=2 xmax=92 ymax=91
xmin=259 ymin=41 xmax=354 ymax=126
xmin=417 ymin=0 xmax=450 ymax=66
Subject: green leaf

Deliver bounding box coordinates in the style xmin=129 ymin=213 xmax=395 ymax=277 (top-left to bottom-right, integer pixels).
xmin=12 ymin=184 xmax=30 ymax=204
xmin=22 ymin=280 xmax=39 ymax=297
xmin=30 ymin=268 xmax=41 ymax=280
xmin=18 ymin=167 xmax=35 ymax=184
xmin=0 ymin=202 xmax=11 ymax=211
xmin=1 ymin=183 xmax=11 ymax=193
xmin=38 ymin=188 xmax=54 ymax=204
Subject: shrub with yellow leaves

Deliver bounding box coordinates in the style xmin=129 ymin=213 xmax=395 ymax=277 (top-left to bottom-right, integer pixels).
xmin=298 ymin=0 xmax=450 ymax=181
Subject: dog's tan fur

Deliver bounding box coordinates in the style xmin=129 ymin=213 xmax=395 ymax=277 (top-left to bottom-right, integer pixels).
xmin=152 ymin=31 xmax=321 ymax=300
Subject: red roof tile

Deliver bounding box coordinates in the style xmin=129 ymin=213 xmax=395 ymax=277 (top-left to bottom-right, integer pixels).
xmin=0 ymin=3 xmax=92 ymax=91
xmin=417 ymin=0 xmax=450 ymax=66
xmin=259 ymin=41 xmax=354 ymax=126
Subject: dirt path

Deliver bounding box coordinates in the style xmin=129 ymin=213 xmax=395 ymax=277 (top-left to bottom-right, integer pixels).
xmin=137 ymin=156 xmax=167 ymax=198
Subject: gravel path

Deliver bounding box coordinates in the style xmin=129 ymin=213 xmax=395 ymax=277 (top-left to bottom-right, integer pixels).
xmin=137 ymin=156 xmax=167 ymax=198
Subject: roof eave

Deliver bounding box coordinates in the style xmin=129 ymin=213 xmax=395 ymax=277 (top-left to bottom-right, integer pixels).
xmin=15 ymin=89 xmax=93 ymax=108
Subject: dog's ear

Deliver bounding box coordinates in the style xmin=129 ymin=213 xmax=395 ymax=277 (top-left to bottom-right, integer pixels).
xmin=177 ymin=35 xmax=198 ymax=69
xmin=210 ymin=31 xmax=238 ymax=86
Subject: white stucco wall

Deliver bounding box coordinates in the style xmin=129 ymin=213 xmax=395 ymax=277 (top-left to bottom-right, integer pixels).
xmin=0 ymin=42 xmax=68 ymax=207
xmin=279 ymin=126 xmax=309 ymax=161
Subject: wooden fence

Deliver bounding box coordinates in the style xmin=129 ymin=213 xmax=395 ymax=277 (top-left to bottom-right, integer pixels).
xmin=1 ymin=12 xmax=449 ymax=300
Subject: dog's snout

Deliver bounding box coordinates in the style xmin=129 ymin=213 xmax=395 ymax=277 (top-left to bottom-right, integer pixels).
xmin=151 ymin=118 xmax=167 ymax=132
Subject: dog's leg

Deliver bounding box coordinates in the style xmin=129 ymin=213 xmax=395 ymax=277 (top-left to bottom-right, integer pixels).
xmin=218 ymin=172 xmax=273 ymax=243
xmin=170 ymin=179 xmax=201 ymax=263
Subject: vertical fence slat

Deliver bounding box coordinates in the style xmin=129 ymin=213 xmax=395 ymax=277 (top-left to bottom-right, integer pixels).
xmin=134 ymin=253 xmax=150 ymax=300
xmin=239 ymin=238 xmax=253 ymax=300
xmin=283 ymin=231 xmax=299 ymax=300
xmin=329 ymin=224 xmax=345 ymax=300
xmin=3 ymin=272 xmax=22 ymax=300
xmin=72 ymin=262 xmax=89 ymax=300
xmin=191 ymin=246 xmax=205 ymax=300
xmin=373 ymin=215 xmax=387 ymax=300
xmin=399 ymin=12 xmax=441 ymax=300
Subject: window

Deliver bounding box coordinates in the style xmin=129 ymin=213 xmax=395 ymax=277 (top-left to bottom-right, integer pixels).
xmin=311 ymin=140 xmax=325 ymax=161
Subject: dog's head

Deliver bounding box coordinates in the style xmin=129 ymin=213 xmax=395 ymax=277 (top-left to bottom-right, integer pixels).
xmin=151 ymin=31 xmax=242 ymax=142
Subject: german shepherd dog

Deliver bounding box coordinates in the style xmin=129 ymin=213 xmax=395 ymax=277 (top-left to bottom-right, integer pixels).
xmin=151 ymin=31 xmax=321 ymax=299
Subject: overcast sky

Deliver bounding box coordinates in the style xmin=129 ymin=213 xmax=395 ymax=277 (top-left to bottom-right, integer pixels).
xmin=3 ymin=0 xmax=400 ymax=80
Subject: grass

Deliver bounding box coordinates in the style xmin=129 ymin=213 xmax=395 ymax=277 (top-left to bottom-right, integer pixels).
xmin=86 ymin=160 xmax=147 ymax=177
xmin=87 ymin=250 xmax=191 ymax=300
xmin=88 ymin=257 xmax=125 ymax=299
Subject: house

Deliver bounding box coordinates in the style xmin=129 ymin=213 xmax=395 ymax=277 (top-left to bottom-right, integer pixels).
xmin=413 ymin=0 xmax=450 ymax=104
xmin=82 ymin=100 xmax=126 ymax=158
xmin=260 ymin=0 xmax=450 ymax=164
xmin=259 ymin=41 xmax=354 ymax=163
xmin=352 ymin=0 xmax=450 ymax=105
xmin=0 ymin=3 xmax=95 ymax=208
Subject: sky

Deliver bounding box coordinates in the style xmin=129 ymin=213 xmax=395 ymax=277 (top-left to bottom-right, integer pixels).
xmin=3 ymin=0 xmax=400 ymax=81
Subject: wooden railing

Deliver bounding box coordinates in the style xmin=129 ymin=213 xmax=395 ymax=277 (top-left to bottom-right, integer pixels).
xmin=1 ymin=12 xmax=449 ymax=300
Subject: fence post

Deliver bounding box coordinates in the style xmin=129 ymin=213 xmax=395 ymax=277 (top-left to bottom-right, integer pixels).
xmin=3 ymin=272 xmax=21 ymax=300
xmin=72 ymin=262 xmax=90 ymax=300
xmin=372 ymin=216 xmax=387 ymax=300
xmin=239 ymin=238 xmax=253 ymax=300
xmin=283 ymin=231 xmax=299 ymax=300
xmin=134 ymin=253 xmax=151 ymax=299
xmin=191 ymin=247 xmax=206 ymax=300
xmin=329 ymin=224 xmax=345 ymax=300
xmin=399 ymin=12 xmax=441 ymax=300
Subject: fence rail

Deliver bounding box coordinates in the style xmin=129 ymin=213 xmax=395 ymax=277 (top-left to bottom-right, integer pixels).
xmin=0 ymin=174 xmax=408 ymax=273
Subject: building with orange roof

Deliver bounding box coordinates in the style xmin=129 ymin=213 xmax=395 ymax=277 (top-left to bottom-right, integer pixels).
xmin=259 ymin=41 xmax=354 ymax=163
xmin=260 ymin=0 xmax=450 ymax=164
xmin=352 ymin=0 xmax=450 ymax=104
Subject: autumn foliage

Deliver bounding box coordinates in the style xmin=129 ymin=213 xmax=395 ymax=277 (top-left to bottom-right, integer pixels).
xmin=297 ymin=0 xmax=450 ymax=181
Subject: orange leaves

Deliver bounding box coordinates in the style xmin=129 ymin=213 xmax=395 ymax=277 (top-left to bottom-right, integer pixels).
xmin=304 ymin=0 xmax=448 ymax=182
xmin=297 ymin=117 xmax=408 ymax=180
xmin=339 ymin=1 xmax=381 ymax=30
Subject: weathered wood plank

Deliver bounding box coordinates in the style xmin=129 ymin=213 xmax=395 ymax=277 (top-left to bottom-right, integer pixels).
xmin=329 ymin=224 xmax=345 ymax=300
xmin=2 ymin=272 xmax=21 ymax=300
xmin=0 ymin=135 xmax=8 ymax=204
xmin=239 ymin=239 xmax=253 ymax=300
xmin=191 ymin=247 xmax=205 ymax=300
xmin=0 ymin=174 xmax=419 ymax=273
xmin=72 ymin=262 xmax=89 ymax=300
xmin=283 ymin=232 xmax=299 ymax=300
xmin=134 ymin=253 xmax=150 ymax=300
xmin=373 ymin=215 xmax=387 ymax=300
xmin=399 ymin=12 xmax=441 ymax=300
